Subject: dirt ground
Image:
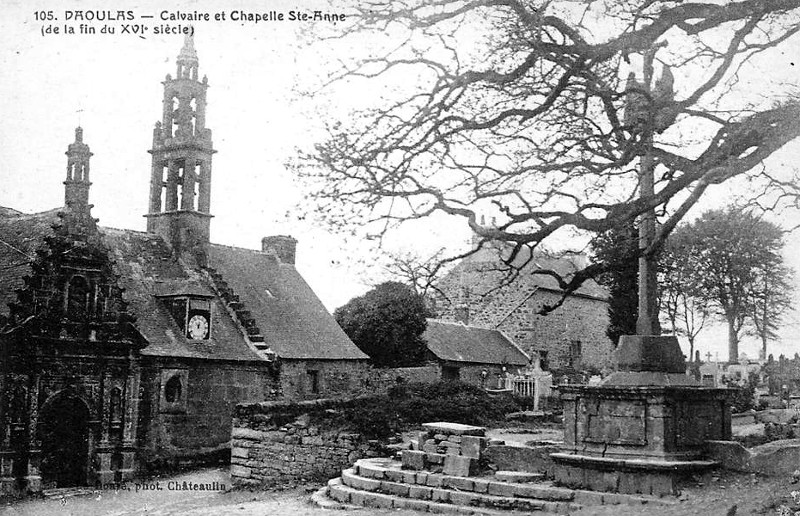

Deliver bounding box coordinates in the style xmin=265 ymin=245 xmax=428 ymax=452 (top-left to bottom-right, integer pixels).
xmin=0 ymin=468 xmax=420 ymax=516
xmin=2 ymin=422 xmax=795 ymax=516
xmin=1 ymin=466 xmax=798 ymax=516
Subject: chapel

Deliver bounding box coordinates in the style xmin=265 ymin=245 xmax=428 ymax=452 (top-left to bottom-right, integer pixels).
xmin=0 ymin=37 xmax=368 ymax=496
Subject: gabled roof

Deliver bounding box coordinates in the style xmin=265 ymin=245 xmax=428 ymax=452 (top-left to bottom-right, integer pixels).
xmin=102 ymin=227 xmax=265 ymax=362
xmin=0 ymin=207 xmax=366 ymax=362
xmin=207 ymin=244 xmax=368 ymax=360
xmin=423 ymin=319 xmax=529 ymax=366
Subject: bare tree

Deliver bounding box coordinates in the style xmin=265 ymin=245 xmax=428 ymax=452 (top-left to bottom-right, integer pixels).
xmin=297 ymin=0 xmax=800 ymax=314
xmin=383 ymin=249 xmax=450 ymax=298
xmin=659 ymin=232 xmax=710 ymax=361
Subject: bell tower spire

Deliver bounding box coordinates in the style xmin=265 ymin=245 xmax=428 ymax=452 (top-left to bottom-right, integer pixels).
xmin=145 ymin=36 xmax=215 ymax=264
xmin=64 ymin=126 xmax=93 ymax=211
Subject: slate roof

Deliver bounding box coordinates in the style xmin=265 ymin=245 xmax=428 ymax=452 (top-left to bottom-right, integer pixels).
xmin=207 ymin=244 xmax=368 ymax=360
xmin=0 ymin=207 xmax=367 ymax=362
xmin=102 ymin=228 xmax=266 ymax=362
xmin=0 ymin=208 xmax=60 ymax=315
xmin=423 ymin=319 xmax=529 ymax=366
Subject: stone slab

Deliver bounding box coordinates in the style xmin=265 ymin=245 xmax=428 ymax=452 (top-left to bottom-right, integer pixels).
xmin=401 ymin=450 xmax=427 ymax=471
xmin=461 ymin=436 xmax=488 ymax=459
xmin=443 ymin=455 xmax=477 ymax=477
xmin=423 ymin=422 xmax=486 ymax=436
xmin=551 ymin=453 xmax=717 ymax=471
xmin=484 ymin=445 xmax=557 ymax=473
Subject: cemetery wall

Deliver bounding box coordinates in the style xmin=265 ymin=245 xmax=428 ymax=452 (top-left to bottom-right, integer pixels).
xmin=230 ymin=397 xmax=387 ymax=487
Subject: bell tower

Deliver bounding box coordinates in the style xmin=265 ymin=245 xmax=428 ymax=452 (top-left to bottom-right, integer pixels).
xmin=145 ymin=36 xmax=215 ymax=263
xmin=64 ymin=126 xmax=93 ymax=212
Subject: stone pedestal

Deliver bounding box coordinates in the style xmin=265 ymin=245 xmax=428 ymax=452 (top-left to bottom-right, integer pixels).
xmin=0 ymin=453 xmax=16 ymax=497
xmin=95 ymin=449 xmax=115 ymax=486
xmin=551 ymin=335 xmax=730 ymax=496
xmin=25 ymin=451 xmax=41 ymax=493
xmin=559 ymin=384 xmax=731 ymax=461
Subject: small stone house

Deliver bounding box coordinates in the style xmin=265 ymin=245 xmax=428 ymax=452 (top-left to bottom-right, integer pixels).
xmin=0 ymin=37 xmax=367 ymax=497
xmin=433 ymin=246 xmax=613 ymax=372
xmin=422 ymin=319 xmax=529 ymax=387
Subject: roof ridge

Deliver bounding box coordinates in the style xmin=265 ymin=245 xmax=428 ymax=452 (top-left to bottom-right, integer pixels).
xmin=99 ymin=225 xmax=151 ymax=235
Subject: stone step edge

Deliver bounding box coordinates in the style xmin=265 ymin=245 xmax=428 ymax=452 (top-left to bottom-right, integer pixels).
xmin=311 ymin=482 xmax=362 ymax=511
xmin=353 ymin=459 xmax=677 ymax=507
xmin=340 ymin=469 xmax=576 ymax=513
xmin=328 ymin=477 xmax=574 ymax=515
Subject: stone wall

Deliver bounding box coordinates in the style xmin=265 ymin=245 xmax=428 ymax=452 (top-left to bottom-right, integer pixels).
xmin=279 ymin=359 xmax=374 ymax=401
xmin=280 ymin=360 xmax=440 ymax=400
xmin=363 ymin=365 xmax=441 ymax=392
xmin=230 ymin=397 xmax=387 ymax=487
xmin=494 ymin=290 xmax=612 ymax=371
xmin=138 ymin=359 xmax=279 ymax=469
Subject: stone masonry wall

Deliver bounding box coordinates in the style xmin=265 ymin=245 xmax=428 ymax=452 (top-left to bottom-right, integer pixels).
xmin=138 ymin=360 xmax=279 ymax=470
xmin=230 ymin=397 xmax=387 ymax=487
xmin=280 ymin=360 xmax=440 ymax=400
xmin=495 ymin=290 xmax=612 ymax=371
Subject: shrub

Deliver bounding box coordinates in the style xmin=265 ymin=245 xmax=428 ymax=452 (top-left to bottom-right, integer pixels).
xmin=724 ymin=372 xmax=759 ymax=413
xmin=319 ymin=381 xmax=525 ymax=439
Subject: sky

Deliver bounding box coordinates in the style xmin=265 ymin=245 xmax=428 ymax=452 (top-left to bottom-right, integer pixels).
xmin=1 ymin=0 xmax=800 ymax=362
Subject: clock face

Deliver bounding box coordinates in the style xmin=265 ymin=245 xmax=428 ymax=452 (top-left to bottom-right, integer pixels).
xmin=187 ymin=314 xmax=209 ymax=340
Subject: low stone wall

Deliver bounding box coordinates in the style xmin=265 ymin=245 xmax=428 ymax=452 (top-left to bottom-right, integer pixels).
xmin=363 ymin=365 xmax=441 ymax=393
xmin=230 ymin=397 xmax=387 ymax=488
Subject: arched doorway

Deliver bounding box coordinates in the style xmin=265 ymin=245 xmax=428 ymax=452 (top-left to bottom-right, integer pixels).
xmin=38 ymin=394 xmax=90 ymax=488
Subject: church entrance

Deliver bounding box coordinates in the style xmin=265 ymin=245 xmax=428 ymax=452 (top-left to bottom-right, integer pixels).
xmin=38 ymin=394 xmax=90 ymax=488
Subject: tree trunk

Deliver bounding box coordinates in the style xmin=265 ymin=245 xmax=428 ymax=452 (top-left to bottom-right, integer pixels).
xmin=727 ymin=316 xmax=739 ymax=363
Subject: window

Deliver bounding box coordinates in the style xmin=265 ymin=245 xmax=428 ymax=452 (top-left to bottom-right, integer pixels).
xmin=160 ymin=369 xmax=188 ymax=413
xmin=307 ymin=370 xmax=320 ymax=394
xmin=165 ymin=376 xmax=182 ymax=403
xmin=442 ymin=366 xmax=460 ymax=382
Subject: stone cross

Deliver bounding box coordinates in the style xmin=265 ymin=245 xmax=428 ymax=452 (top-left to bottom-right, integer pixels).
xmin=635 ymin=46 xmax=662 ymax=336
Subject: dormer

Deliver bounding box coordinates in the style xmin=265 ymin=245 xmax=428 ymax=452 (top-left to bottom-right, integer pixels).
xmin=154 ymin=283 xmax=214 ymax=340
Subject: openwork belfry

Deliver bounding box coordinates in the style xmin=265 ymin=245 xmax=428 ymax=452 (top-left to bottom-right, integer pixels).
xmin=0 ymin=37 xmax=367 ymax=497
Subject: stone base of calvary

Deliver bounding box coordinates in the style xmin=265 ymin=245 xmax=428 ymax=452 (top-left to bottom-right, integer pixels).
xmin=553 ymin=334 xmax=730 ymax=495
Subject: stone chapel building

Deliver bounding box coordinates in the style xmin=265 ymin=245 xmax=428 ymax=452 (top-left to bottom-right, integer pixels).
xmin=433 ymin=245 xmax=613 ymax=373
xmin=0 ymin=38 xmax=368 ymax=496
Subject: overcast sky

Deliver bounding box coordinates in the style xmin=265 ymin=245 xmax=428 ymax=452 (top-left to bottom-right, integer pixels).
xmin=2 ymin=0 xmax=800 ymax=362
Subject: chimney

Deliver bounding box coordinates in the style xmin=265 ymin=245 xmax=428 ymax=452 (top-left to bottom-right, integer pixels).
xmin=261 ymin=235 xmax=298 ymax=264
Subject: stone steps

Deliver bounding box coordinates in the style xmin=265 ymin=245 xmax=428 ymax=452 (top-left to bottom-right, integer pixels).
xmin=320 ymin=458 xmax=677 ymax=514
xmin=204 ymin=266 xmax=268 ymax=350
xmin=327 ymin=478 xmax=547 ymax=515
